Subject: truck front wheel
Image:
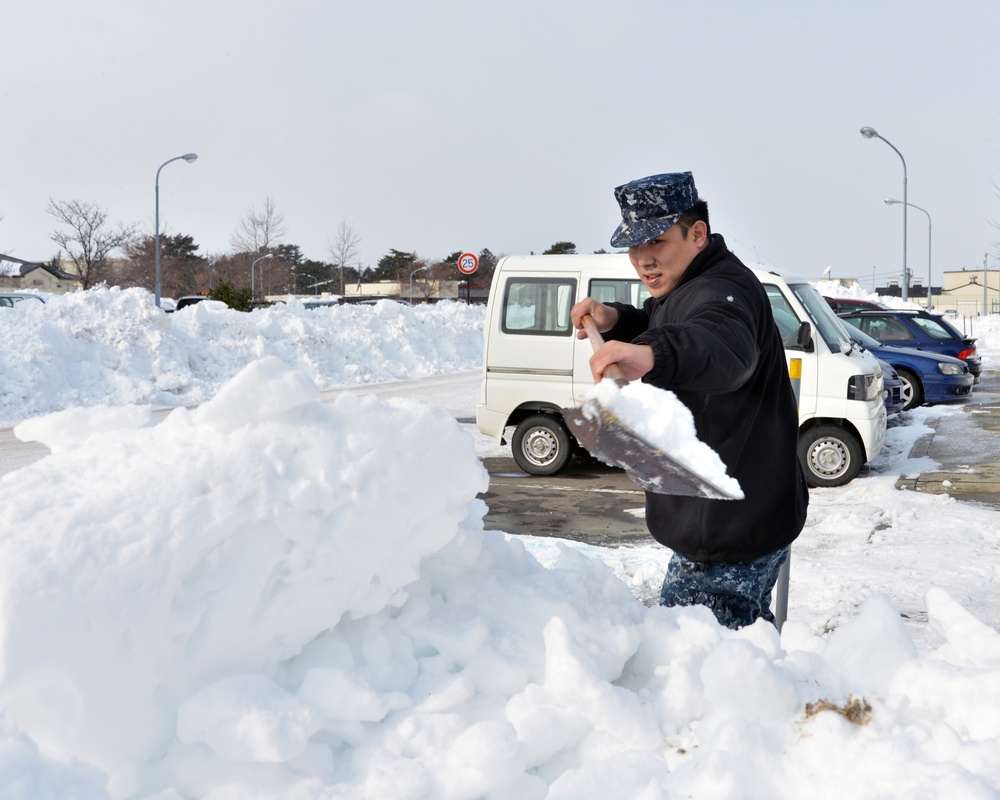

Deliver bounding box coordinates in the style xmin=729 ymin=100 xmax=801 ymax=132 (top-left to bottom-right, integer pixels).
xmin=512 ymin=414 xmax=574 ymax=476
xmin=798 ymin=425 xmax=864 ymax=488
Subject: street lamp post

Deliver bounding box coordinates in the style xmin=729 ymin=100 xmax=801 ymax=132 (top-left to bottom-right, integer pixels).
xmin=154 ymin=153 xmax=198 ymax=308
xmin=409 ymin=265 xmax=429 ymax=305
xmin=885 ymin=198 xmax=931 ymax=310
xmin=985 ymin=253 xmax=989 ymax=316
xmin=251 ymin=253 xmax=274 ymax=302
xmin=860 ymin=127 xmax=908 ymax=302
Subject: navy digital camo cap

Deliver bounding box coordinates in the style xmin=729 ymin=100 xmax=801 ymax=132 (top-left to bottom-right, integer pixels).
xmin=610 ymin=172 xmax=699 ymax=248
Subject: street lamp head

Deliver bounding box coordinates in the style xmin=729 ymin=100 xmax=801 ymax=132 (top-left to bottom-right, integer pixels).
xmin=182 ymin=153 xmax=198 ymax=163
xmin=860 ymin=126 xmax=878 ymax=139
xmin=884 ymin=198 xmax=901 ymax=206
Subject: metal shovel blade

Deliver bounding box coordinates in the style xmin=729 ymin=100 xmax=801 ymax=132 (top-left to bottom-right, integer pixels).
xmin=562 ymin=398 xmax=741 ymax=500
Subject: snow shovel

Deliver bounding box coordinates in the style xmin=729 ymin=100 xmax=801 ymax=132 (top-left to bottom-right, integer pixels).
xmin=561 ymin=315 xmax=742 ymax=500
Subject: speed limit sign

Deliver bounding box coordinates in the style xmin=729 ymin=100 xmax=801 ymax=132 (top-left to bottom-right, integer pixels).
xmin=458 ymin=252 xmax=479 ymax=274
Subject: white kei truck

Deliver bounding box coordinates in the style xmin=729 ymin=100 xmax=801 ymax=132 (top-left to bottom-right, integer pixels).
xmin=475 ymin=254 xmax=887 ymax=489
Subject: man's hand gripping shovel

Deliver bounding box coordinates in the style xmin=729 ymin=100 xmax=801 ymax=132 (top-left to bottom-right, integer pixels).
xmin=560 ymin=315 xmax=742 ymax=500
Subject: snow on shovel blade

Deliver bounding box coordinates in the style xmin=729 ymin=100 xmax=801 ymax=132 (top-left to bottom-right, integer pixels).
xmin=562 ymin=398 xmax=742 ymax=500
xmin=567 ymin=313 xmax=741 ymax=500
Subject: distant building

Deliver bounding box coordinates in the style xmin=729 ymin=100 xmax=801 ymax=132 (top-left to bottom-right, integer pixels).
xmin=938 ymin=267 xmax=1000 ymax=316
xmin=872 ymin=267 xmax=999 ymax=315
xmin=0 ymin=255 xmax=79 ymax=294
xmin=270 ymin=278 xmax=489 ymax=305
xmin=875 ymin=277 xmax=937 ymax=302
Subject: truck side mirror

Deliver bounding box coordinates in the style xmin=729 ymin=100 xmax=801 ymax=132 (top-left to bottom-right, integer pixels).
xmin=797 ymin=321 xmax=813 ymax=350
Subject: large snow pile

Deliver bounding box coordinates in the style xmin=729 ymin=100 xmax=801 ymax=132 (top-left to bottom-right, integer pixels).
xmin=3 ymin=356 xmax=1000 ymax=797
xmin=0 ymin=287 xmax=485 ymax=426
xmin=4 ymin=287 xmax=1000 ymax=797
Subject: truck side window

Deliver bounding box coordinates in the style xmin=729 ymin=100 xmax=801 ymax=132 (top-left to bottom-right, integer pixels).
xmin=502 ymin=278 xmax=577 ymax=335
xmin=589 ymin=279 xmax=651 ymax=306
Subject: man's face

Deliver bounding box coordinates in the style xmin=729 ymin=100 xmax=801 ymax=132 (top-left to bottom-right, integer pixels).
xmin=627 ymin=220 xmax=707 ymax=298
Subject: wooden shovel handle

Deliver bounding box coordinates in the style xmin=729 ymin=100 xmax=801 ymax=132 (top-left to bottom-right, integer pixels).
xmin=581 ymin=314 xmax=627 ymax=384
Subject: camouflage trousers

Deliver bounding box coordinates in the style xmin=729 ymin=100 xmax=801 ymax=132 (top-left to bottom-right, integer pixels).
xmin=659 ymin=545 xmax=790 ymax=630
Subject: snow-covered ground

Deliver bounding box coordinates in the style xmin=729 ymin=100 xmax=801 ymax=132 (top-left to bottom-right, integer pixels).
xmin=3 ymin=286 xmax=1000 ymax=799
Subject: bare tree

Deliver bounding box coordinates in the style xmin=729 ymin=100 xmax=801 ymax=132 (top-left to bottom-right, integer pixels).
xmin=328 ymin=217 xmax=362 ymax=295
xmin=230 ymin=196 xmax=287 ymax=254
xmin=47 ymin=199 xmax=138 ymax=289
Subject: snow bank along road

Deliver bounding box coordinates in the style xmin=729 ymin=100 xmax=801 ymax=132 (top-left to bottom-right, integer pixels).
xmin=0 ymin=371 xmax=484 ymax=481
xmin=4 ymin=366 xmax=1000 ymax=525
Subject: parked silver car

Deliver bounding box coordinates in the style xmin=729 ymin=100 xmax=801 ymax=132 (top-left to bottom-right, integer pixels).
xmin=0 ymin=292 xmax=45 ymax=308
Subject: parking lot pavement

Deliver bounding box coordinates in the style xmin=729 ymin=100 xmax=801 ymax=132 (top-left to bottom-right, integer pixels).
xmin=479 ymin=455 xmax=651 ymax=547
xmin=482 ymin=366 xmax=1000 ymax=541
xmin=896 ymin=366 xmax=1000 ymax=509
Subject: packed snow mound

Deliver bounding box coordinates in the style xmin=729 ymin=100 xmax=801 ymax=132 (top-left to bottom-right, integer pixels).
xmin=0 ymin=357 xmax=489 ymax=796
xmin=4 ymin=358 xmax=1000 ymax=798
xmin=814 ymin=278 xmax=924 ymax=311
xmin=0 ymin=287 xmax=486 ymax=426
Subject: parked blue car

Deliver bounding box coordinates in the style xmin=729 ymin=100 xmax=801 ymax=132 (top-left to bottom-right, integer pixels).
xmin=845 ymin=326 xmax=974 ymax=411
xmin=837 ymin=309 xmax=983 ymax=384
xmin=773 ymin=304 xmax=904 ymax=416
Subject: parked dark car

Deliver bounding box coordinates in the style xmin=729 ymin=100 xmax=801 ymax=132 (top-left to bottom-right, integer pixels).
xmin=845 ymin=326 xmax=975 ymax=411
xmin=824 ymin=297 xmax=887 ymax=314
xmin=173 ymin=295 xmax=209 ymax=311
xmin=876 ymin=357 xmax=906 ymax=416
xmin=837 ymin=309 xmax=983 ymax=384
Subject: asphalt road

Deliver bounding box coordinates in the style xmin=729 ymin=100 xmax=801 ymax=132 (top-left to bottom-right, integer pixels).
xmin=479 ymin=454 xmax=653 ymax=547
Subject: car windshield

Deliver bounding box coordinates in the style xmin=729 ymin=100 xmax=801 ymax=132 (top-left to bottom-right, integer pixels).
xmin=789 ymin=282 xmax=854 ymax=353
xmin=844 ymin=325 xmax=882 ymax=350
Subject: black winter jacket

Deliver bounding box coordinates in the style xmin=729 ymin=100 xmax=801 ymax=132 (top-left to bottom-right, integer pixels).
xmin=606 ymin=234 xmax=808 ymax=563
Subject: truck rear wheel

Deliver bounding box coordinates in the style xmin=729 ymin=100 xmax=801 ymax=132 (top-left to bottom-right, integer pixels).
xmin=798 ymin=424 xmax=864 ymax=488
xmin=512 ymin=414 xmax=574 ymax=476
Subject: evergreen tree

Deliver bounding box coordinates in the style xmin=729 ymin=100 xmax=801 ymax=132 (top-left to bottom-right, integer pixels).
xmin=297 ymin=258 xmax=336 ymax=294
xmin=162 ymin=234 xmax=204 ymax=261
xmin=375 ymin=249 xmax=419 ymax=281
xmin=542 ymin=241 xmax=577 ymax=255
xmin=208 ymin=279 xmax=254 ymax=312
xmin=477 ymin=247 xmax=498 ymax=282
xmin=274 ymin=243 xmax=304 ymax=267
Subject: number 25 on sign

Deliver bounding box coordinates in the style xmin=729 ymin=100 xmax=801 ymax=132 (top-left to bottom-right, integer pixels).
xmin=458 ymin=252 xmax=479 ymax=274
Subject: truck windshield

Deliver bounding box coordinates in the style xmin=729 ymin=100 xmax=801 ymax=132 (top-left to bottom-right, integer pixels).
xmin=790 ymin=283 xmax=854 ymax=354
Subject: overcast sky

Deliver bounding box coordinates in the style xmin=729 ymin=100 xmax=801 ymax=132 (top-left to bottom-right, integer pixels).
xmin=3 ymin=0 xmax=998 ymax=288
